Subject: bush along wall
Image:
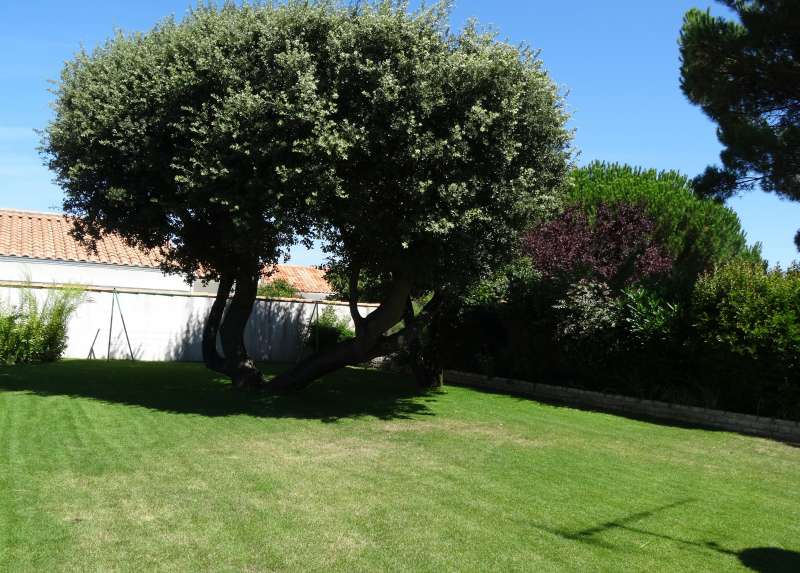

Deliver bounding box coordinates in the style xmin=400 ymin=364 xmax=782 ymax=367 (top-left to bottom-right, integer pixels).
xmin=690 ymin=260 xmax=800 ymax=419
xmin=440 ymin=163 xmax=799 ymax=420
xmin=304 ymin=306 xmax=355 ymax=354
xmin=444 ymin=259 xmax=800 ymax=420
xmin=0 ymin=285 xmax=84 ymax=365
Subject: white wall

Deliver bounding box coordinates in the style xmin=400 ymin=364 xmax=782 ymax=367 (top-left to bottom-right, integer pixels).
xmin=0 ymin=285 xmax=375 ymax=363
xmin=0 ymin=257 xmax=191 ymax=292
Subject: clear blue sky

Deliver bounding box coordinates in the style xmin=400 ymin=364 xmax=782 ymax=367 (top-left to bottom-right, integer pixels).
xmin=2 ymin=0 xmax=798 ymax=267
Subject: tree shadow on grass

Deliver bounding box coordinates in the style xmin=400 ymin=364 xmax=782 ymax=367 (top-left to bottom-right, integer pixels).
xmin=533 ymin=500 xmax=800 ymax=572
xmin=0 ymin=361 xmax=438 ymax=422
xmin=456 ymin=385 xmax=800 ymax=447
xmin=738 ymin=548 xmax=800 ymax=573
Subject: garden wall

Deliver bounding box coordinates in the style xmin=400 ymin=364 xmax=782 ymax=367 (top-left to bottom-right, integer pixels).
xmin=0 ymin=283 xmax=376 ymax=363
xmin=445 ymin=370 xmax=800 ymax=443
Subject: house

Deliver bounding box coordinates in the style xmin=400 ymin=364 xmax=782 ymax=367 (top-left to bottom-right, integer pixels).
xmin=0 ymin=208 xmax=332 ymax=299
xmin=263 ymin=264 xmax=334 ymax=301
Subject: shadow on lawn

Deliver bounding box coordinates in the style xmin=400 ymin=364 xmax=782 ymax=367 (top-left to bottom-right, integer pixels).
xmin=0 ymin=361 xmax=438 ymax=422
xmin=536 ymin=500 xmax=800 ymax=573
xmin=457 ymin=385 xmax=800 ymax=447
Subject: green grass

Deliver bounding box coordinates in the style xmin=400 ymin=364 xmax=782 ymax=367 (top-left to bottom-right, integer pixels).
xmin=1 ymin=361 xmax=798 ymax=572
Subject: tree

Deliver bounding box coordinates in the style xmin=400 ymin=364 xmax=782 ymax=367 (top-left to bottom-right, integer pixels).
xmin=43 ymin=3 xmax=350 ymax=388
xmin=568 ymin=162 xmax=760 ymax=293
xmin=257 ymin=279 xmax=300 ymax=300
xmin=267 ymin=4 xmax=571 ymax=391
xmin=679 ymin=1 xmax=800 ymax=211
xmin=44 ymin=1 xmax=570 ymax=393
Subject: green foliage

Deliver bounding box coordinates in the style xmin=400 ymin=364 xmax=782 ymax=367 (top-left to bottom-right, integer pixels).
xmin=679 ymin=1 xmax=800 ymax=205
xmin=569 ymin=162 xmax=759 ymax=291
xmin=305 ymin=306 xmax=355 ymax=353
xmin=324 ymin=262 xmax=389 ymax=303
xmin=443 ymin=164 xmax=773 ymax=414
xmin=257 ymin=279 xmax=299 ymax=300
xmin=692 ymin=260 xmax=800 ymax=361
xmin=310 ymin=2 xmax=572 ymax=300
xmin=0 ymin=286 xmax=84 ymax=365
xmin=619 ymin=287 xmax=680 ymax=347
xmin=43 ymin=1 xmax=354 ymax=282
xmin=553 ymin=280 xmax=618 ymax=343
xmin=44 ymin=0 xmax=571 ymax=300
xmin=689 ymin=260 xmax=800 ymax=418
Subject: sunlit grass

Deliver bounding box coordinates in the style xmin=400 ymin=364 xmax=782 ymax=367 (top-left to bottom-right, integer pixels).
xmin=1 ymin=361 xmax=798 ymax=572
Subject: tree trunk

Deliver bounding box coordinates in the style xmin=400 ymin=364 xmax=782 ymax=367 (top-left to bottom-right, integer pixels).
xmin=220 ymin=268 xmax=264 ymax=390
xmin=405 ymin=297 xmax=444 ymax=389
xmin=266 ymin=277 xmax=411 ymax=393
xmin=202 ymin=274 xmax=234 ymax=375
xmin=348 ymin=263 xmax=366 ymax=337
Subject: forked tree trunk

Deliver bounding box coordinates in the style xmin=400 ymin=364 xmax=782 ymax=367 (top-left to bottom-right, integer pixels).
xmin=405 ymin=298 xmax=444 ymax=389
xmin=266 ymin=277 xmax=412 ymax=393
xmin=202 ymin=274 xmax=234 ymax=375
xmin=220 ymin=269 xmax=265 ymax=390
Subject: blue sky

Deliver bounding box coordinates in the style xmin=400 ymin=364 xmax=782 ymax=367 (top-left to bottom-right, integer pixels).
xmin=2 ymin=0 xmax=798 ymax=267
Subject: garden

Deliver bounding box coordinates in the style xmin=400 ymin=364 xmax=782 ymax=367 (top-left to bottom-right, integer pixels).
xmin=1 ymin=361 xmax=799 ymax=572
xmin=1 ymin=0 xmax=799 ymax=571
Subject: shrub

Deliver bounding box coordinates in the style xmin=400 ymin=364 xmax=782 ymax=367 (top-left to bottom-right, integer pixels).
xmin=569 ymin=162 xmax=760 ymax=292
xmin=553 ymin=280 xmax=619 ymax=342
xmin=619 ymin=287 xmax=681 ymax=347
xmin=257 ymin=279 xmax=299 ymax=299
xmin=692 ymin=260 xmax=800 ymax=359
xmin=0 ymin=285 xmax=84 ymax=365
xmin=305 ymin=306 xmax=355 ymax=353
xmin=689 ymin=260 xmax=800 ymax=418
xmin=523 ymin=202 xmax=673 ymax=289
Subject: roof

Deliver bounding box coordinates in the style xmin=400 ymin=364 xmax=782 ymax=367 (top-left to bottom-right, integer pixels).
xmin=0 ymin=208 xmax=332 ymax=294
xmin=0 ymin=209 xmax=162 ymax=268
xmin=264 ymin=264 xmax=332 ymax=294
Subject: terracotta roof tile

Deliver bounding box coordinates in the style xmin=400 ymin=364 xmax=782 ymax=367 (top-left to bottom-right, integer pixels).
xmin=264 ymin=264 xmax=332 ymax=294
xmin=0 ymin=208 xmax=332 ymax=294
xmin=0 ymin=209 xmax=162 ymax=268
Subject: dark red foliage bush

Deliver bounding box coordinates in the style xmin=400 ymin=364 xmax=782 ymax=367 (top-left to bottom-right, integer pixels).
xmin=522 ymin=203 xmax=673 ymax=288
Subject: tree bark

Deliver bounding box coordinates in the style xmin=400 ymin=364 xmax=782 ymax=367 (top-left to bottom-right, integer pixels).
xmin=405 ymin=296 xmax=444 ymax=389
xmin=202 ymin=274 xmax=234 ymax=375
xmin=266 ymin=277 xmax=412 ymax=393
xmin=348 ymin=263 xmax=366 ymax=337
xmin=220 ymin=268 xmax=265 ymax=390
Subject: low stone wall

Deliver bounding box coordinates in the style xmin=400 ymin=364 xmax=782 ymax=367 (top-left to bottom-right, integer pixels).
xmin=445 ymin=370 xmax=800 ymax=443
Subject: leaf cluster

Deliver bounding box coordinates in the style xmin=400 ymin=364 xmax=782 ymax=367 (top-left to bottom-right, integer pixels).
xmin=44 ymin=1 xmax=572 ymax=298
xmin=679 ymin=1 xmax=800 ymax=203
xmin=0 ymin=285 xmax=84 ymax=364
xmin=568 ymin=162 xmax=761 ymax=293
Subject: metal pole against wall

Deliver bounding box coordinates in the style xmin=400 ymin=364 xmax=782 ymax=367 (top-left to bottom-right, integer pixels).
xmin=314 ymin=301 xmax=320 ymax=353
xmin=106 ymin=293 xmax=115 ymax=360
xmin=113 ymin=289 xmax=135 ymax=361
xmin=87 ymin=328 xmax=100 ymax=359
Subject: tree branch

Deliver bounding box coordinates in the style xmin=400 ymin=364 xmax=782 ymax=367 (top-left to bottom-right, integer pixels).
xmin=348 ymin=262 xmax=366 ymax=335
xmin=202 ymin=273 xmax=234 ymax=375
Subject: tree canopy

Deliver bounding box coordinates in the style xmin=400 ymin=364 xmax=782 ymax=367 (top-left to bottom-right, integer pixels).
xmin=270 ymin=1 xmax=571 ymax=390
xmin=568 ymin=162 xmax=760 ymax=292
xmin=45 ymin=2 xmax=362 ymax=387
xmin=43 ymin=1 xmax=571 ymax=391
xmin=679 ymin=1 xmax=800 ymax=212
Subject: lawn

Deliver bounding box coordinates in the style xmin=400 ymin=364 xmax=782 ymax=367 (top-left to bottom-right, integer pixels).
xmin=1 ymin=362 xmax=798 ymax=572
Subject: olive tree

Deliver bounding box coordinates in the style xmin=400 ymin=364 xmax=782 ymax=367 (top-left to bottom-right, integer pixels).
xmin=45 ymin=1 xmax=571 ymax=392
xmin=268 ymin=5 xmax=572 ymax=391
xmin=44 ymin=2 xmax=347 ymax=388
